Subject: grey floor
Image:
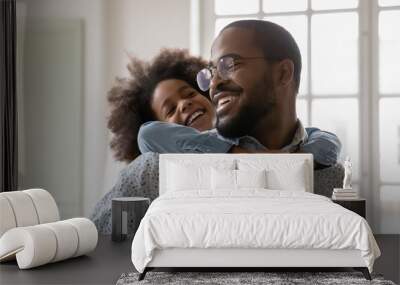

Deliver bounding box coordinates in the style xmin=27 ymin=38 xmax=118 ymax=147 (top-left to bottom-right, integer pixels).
xmin=374 ymin=235 xmax=400 ymax=284
xmin=0 ymin=235 xmax=398 ymax=285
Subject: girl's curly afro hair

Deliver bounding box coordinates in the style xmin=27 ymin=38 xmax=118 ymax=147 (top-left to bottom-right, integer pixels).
xmin=107 ymin=48 xmax=208 ymax=163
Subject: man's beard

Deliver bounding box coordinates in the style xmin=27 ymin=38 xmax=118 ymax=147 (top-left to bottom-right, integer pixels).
xmin=216 ymin=95 xmax=274 ymax=138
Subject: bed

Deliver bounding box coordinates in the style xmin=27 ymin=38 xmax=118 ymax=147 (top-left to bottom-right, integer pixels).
xmin=131 ymin=154 xmax=380 ymax=280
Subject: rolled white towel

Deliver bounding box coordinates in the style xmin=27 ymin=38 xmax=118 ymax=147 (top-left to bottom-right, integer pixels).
xmin=0 ymin=225 xmax=57 ymax=268
xmin=42 ymin=221 xmax=79 ymax=262
xmin=0 ymin=218 xmax=98 ymax=269
xmin=63 ymin=218 xmax=98 ymax=257
xmin=0 ymin=196 xmax=17 ymax=237
xmin=23 ymin=189 xmax=59 ymax=224
xmin=0 ymin=191 xmax=39 ymax=227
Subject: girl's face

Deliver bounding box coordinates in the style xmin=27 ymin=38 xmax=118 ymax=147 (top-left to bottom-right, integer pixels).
xmin=151 ymin=79 xmax=216 ymax=132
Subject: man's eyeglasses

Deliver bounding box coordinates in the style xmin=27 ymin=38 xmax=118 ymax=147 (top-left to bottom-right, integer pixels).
xmin=196 ymin=56 xmax=268 ymax=92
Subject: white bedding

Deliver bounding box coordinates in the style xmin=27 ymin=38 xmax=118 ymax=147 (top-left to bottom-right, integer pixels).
xmin=131 ymin=190 xmax=380 ymax=273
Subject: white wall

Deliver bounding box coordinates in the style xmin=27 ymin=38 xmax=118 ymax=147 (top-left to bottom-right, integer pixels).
xmin=17 ymin=0 xmax=108 ymax=218
xmin=101 ymin=0 xmax=191 ymax=207
xmin=17 ymin=0 xmax=191 ymax=217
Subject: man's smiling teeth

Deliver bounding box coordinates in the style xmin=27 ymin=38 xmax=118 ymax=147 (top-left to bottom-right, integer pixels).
xmin=187 ymin=110 xmax=204 ymax=125
xmin=217 ymin=96 xmax=234 ymax=111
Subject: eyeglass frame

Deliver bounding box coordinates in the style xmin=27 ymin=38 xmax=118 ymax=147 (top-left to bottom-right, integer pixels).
xmin=196 ymin=54 xmax=282 ymax=91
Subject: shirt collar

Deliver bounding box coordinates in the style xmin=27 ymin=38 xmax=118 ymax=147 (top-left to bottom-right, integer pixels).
xmin=209 ymin=129 xmax=241 ymax=145
xmin=211 ymin=119 xmax=308 ymax=152
xmin=280 ymin=119 xmax=308 ymax=152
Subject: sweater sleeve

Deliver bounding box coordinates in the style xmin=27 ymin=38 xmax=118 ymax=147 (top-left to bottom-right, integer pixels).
xmin=302 ymin=128 xmax=342 ymax=166
xmin=138 ymin=121 xmax=233 ymax=154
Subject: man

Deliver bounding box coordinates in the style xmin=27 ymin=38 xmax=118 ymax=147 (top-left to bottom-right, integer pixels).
xmin=208 ymin=19 xmax=315 ymax=153
xmin=138 ymin=20 xmax=340 ymax=168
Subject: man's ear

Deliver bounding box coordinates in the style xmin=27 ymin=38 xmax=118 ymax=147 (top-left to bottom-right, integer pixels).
xmin=277 ymin=59 xmax=294 ymax=88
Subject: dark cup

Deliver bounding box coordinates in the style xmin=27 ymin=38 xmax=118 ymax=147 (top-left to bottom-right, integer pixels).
xmin=111 ymin=197 xmax=150 ymax=242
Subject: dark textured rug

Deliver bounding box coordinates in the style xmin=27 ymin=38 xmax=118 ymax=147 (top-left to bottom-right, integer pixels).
xmin=116 ymin=271 xmax=396 ymax=285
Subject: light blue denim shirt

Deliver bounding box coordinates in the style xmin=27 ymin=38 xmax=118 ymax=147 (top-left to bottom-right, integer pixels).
xmin=138 ymin=121 xmax=341 ymax=166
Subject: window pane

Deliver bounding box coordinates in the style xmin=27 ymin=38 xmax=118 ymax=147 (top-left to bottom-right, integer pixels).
xmin=379 ymin=0 xmax=400 ymax=7
xmin=264 ymin=15 xmax=308 ymax=95
xmin=215 ymin=0 xmax=259 ymax=15
xmin=379 ymin=11 xmax=400 ymax=94
xmin=215 ymin=17 xmax=256 ymax=37
xmin=311 ymin=13 xmax=358 ymax=95
xmin=380 ymin=98 xmax=400 ymax=182
xmin=311 ymin=0 xmax=358 ymax=10
xmin=296 ymin=98 xmax=309 ymax=127
xmin=312 ymin=99 xmax=359 ymax=180
xmin=263 ymin=0 xmax=307 ymax=13
xmin=379 ymin=186 xmax=400 ymax=234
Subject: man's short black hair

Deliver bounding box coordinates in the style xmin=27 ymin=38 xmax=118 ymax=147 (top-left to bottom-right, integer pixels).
xmin=221 ymin=20 xmax=302 ymax=93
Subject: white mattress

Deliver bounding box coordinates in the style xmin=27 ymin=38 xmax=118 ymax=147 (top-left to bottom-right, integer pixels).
xmin=131 ymin=190 xmax=380 ymax=273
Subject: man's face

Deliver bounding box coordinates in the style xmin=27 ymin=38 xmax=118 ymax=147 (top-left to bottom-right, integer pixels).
xmin=210 ymin=27 xmax=278 ymax=138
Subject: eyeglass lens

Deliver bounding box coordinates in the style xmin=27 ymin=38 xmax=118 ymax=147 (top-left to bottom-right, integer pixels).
xmin=196 ymin=56 xmax=235 ymax=91
xmin=196 ymin=68 xmax=212 ymax=92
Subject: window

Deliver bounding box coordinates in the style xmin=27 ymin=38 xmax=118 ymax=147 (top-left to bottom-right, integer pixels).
xmin=377 ymin=1 xmax=400 ymax=234
xmin=198 ymin=0 xmax=400 ymax=233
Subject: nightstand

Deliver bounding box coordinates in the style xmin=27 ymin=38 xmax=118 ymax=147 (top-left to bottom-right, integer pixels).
xmin=332 ymin=198 xmax=366 ymax=218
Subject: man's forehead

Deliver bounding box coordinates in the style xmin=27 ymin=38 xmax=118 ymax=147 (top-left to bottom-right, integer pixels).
xmin=211 ymin=27 xmax=263 ymax=62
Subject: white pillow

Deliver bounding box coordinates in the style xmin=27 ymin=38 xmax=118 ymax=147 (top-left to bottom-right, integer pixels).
xmin=166 ymin=160 xmax=235 ymax=192
xmin=237 ymin=169 xmax=267 ymax=189
xmin=266 ymin=165 xmax=306 ymax=191
xmin=211 ymin=168 xmax=267 ymax=191
xmin=238 ymin=159 xmax=308 ymax=191
xmin=167 ymin=162 xmax=209 ymax=191
xmin=211 ymin=168 xmax=236 ymax=190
